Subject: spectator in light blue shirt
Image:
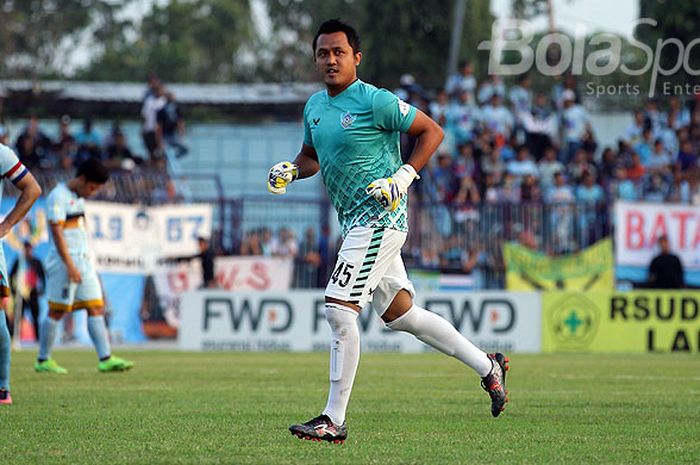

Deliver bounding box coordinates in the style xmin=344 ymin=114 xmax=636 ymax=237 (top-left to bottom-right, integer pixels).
xmin=647 ymin=139 xmax=672 ymax=176
xmin=507 ymin=145 xmax=538 ymax=181
xmin=633 ymin=128 xmax=654 ymax=166
xmin=575 ymin=172 xmax=604 ymax=203
xmin=481 ymin=94 xmax=514 ymax=141
xmin=616 ymin=168 xmax=640 ymax=201
xmin=560 ymin=90 xmax=591 ymax=164
xmin=445 ymin=61 xmax=477 ymax=103
xmin=509 ymin=74 xmax=532 ymax=114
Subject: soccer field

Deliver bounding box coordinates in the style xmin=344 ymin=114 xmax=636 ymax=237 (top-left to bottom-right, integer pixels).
xmin=2 ymin=351 xmax=698 ymax=465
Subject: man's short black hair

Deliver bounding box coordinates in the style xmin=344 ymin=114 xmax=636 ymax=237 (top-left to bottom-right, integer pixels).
xmin=312 ymin=19 xmax=361 ymax=54
xmin=76 ymin=157 xmax=109 ymax=184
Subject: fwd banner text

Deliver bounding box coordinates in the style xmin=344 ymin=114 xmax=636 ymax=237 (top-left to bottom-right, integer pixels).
xmin=543 ymin=291 xmax=700 ymax=353
xmin=179 ymin=291 xmax=541 ymax=353
xmin=503 ymin=238 xmax=614 ymax=291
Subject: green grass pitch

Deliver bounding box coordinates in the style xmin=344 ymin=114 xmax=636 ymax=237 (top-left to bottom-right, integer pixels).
xmin=1 ymin=351 xmax=698 ymax=464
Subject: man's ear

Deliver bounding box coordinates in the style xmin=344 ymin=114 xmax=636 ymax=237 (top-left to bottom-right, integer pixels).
xmin=354 ymin=52 xmax=362 ymax=66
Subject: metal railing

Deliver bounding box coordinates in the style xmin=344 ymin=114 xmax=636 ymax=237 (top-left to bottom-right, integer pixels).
xmin=13 ymin=168 xmax=612 ymax=289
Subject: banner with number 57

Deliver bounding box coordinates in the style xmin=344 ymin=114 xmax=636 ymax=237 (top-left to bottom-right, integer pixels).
xmin=84 ymin=201 xmax=213 ymax=274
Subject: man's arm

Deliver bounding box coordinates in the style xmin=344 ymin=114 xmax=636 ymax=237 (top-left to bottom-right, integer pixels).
xmin=0 ymin=172 xmax=41 ymax=238
xmin=268 ymin=143 xmax=319 ymax=194
xmin=403 ymin=110 xmax=444 ymax=173
xmin=292 ymin=144 xmax=320 ymax=179
xmin=49 ymin=222 xmax=81 ymax=283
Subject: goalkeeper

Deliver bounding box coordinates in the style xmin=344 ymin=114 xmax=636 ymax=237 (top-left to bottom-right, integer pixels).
xmin=268 ymin=19 xmax=509 ymax=445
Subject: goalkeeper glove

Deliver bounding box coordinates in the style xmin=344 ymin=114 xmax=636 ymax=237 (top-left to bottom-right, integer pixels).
xmin=366 ymin=164 xmax=419 ymax=212
xmin=267 ymin=161 xmax=299 ymax=194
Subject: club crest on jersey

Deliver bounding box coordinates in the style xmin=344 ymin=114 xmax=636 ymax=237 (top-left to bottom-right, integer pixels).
xmin=340 ymin=111 xmax=357 ymax=129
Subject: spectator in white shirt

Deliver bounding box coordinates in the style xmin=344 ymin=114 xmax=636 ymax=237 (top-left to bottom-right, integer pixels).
xmin=477 ymin=75 xmax=506 ymax=105
xmin=507 ymin=145 xmax=539 ymax=181
xmin=509 ymin=74 xmax=533 ymax=115
xmin=538 ymin=146 xmax=564 ymax=189
xmin=447 ymin=90 xmax=481 ymax=145
xmin=141 ymin=82 xmax=167 ymax=165
xmin=560 ymin=89 xmax=591 ymax=164
xmin=481 ymin=94 xmax=514 ymax=142
xmin=445 ymin=61 xmax=477 ymax=103
xmin=625 ymin=110 xmax=646 ymax=146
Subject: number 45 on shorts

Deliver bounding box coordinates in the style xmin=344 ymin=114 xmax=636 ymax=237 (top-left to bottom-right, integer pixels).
xmin=331 ymin=261 xmax=354 ymax=288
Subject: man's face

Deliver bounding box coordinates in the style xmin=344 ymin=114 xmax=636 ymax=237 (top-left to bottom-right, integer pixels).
xmin=314 ymin=32 xmax=361 ymax=91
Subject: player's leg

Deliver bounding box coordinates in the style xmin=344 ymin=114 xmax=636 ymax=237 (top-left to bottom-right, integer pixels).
xmin=0 ymin=304 xmax=12 ymax=404
xmin=36 ymin=308 xmax=68 ymax=374
xmin=289 ymin=227 xmax=398 ymax=443
xmin=375 ymin=257 xmax=509 ymax=417
xmin=75 ymin=261 xmax=133 ymax=372
xmin=0 ymin=258 xmax=12 ymax=402
xmin=37 ymin=258 xmax=71 ymax=373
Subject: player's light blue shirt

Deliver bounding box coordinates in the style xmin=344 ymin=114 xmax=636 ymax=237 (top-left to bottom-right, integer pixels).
xmin=0 ymin=143 xmax=29 ymax=263
xmin=47 ymin=183 xmax=89 ymax=256
xmin=0 ymin=143 xmax=29 ymax=207
xmin=303 ymin=79 xmax=417 ymax=236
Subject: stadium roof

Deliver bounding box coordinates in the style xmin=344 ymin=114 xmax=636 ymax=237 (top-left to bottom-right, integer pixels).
xmin=0 ymin=80 xmax=321 ymax=105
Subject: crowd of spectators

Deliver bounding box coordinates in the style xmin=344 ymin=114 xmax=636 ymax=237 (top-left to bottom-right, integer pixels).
xmin=391 ymin=64 xmax=700 ymax=280
xmin=396 ymin=63 xmax=700 ymax=211
xmin=239 ymin=226 xmax=332 ymax=288
xmin=0 ymin=75 xmax=188 ymax=176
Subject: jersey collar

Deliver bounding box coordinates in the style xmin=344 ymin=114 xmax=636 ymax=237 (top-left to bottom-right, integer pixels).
xmin=326 ymin=79 xmax=361 ymax=102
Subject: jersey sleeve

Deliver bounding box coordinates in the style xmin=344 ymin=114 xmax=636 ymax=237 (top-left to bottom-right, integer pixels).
xmin=302 ymin=100 xmax=314 ymax=147
xmin=372 ymin=89 xmax=417 ymax=133
xmin=0 ymin=144 xmax=29 ymax=187
xmin=47 ymin=189 xmax=67 ymax=224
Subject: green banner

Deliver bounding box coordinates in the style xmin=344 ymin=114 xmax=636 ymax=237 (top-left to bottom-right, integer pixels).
xmin=503 ymin=238 xmax=614 ymax=291
xmin=543 ymin=291 xmax=700 ymax=353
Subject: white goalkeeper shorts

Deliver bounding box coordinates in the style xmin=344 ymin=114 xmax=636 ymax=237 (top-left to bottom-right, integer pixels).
xmin=325 ymin=226 xmax=416 ymax=316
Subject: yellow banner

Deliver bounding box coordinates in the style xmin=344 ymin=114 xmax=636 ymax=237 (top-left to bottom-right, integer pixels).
xmin=542 ymin=291 xmax=700 ymax=353
xmin=503 ymin=238 xmax=614 ymax=291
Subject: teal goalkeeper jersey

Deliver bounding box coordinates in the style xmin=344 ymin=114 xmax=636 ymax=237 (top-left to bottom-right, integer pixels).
xmin=303 ymin=79 xmax=417 ymax=236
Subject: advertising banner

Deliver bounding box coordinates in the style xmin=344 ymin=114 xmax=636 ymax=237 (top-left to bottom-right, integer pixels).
xmin=179 ymin=291 xmax=541 ymax=353
xmin=542 ymin=291 xmax=700 ymax=353
xmin=152 ymin=256 xmax=293 ymax=336
xmin=503 ymin=238 xmax=614 ymax=291
xmin=615 ymin=201 xmax=700 ymax=270
xmin=84 ymin=201 xmax=213 ymax=274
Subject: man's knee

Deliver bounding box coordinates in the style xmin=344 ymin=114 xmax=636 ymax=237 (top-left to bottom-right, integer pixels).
xmin=48 ymin=310 xmax=66 ymax=321
xmin=86 ymin=307 xmax=104 ymax=317
xmin=381 ymin=289 xmax=413 ymax=323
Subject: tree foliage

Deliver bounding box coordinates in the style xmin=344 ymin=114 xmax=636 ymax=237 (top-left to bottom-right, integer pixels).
xmin=78 ymin=0 xmax=253 ymax=82
xmin=0 ymin=0 xmax=102 ymax=78
xmin=638 ymin=0 xmax=700 ymax=91
xmin=264 ymin=0 xmax=494 ymax=89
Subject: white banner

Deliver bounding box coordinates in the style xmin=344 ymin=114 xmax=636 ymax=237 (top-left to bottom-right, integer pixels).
xmin=615 ymin=201 xmax=700 ymax=270
xmin=83 ymin=201 xmax=213 ymax=273
xmin=154 ymin=256 xmax=293 ymax=331
xmin=179 ymin=291 xmax=541 ymax=353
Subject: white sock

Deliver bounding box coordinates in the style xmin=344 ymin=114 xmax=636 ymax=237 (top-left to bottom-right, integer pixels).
xmin=387 ymin=304 xmax=492 ymax=377
xmin=321 ymin=303 xmax=360 ymax=426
